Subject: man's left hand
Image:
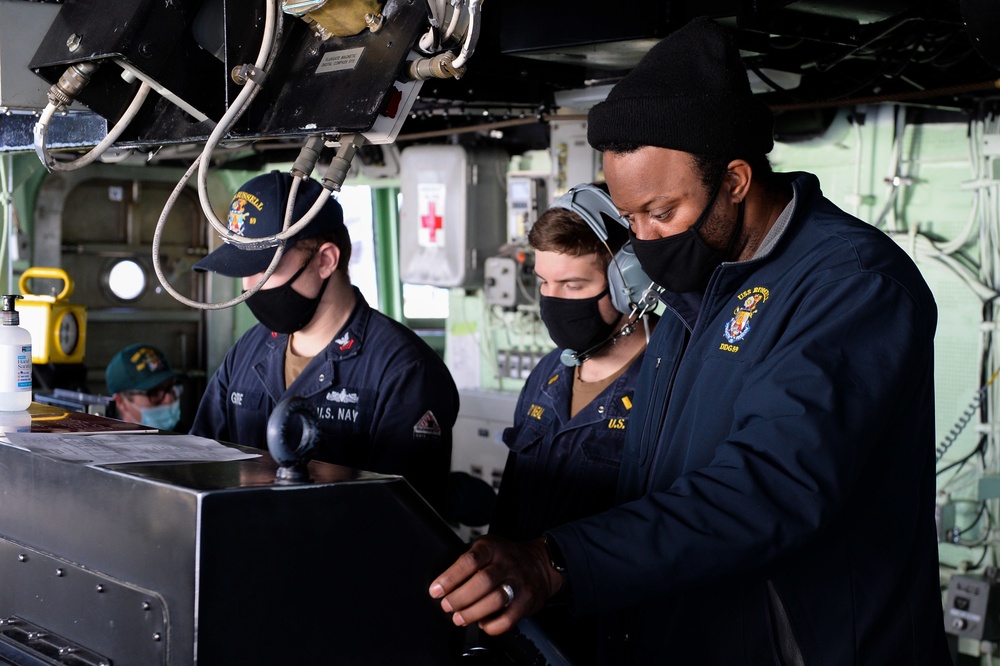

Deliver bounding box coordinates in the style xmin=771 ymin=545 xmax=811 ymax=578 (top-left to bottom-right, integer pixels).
xmin=429 ymin=535 xmax=564 ymax=635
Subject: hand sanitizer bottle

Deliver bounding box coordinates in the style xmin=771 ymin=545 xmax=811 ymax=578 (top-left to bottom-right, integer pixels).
xmin=0 ymin=295 xmax=32 ymax=411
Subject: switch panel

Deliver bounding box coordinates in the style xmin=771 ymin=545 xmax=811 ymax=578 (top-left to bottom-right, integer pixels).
xmin=485 ymin=256 xmax=518 ymax=307
xmin=944 ymin=574 xmax=1000 ymax=640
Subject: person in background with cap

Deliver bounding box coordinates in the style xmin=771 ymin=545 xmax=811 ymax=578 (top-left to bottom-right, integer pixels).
xmin=429 ymin=18 xmax=948 ymax=664
xmin=106 ymin=343 xmax=184 ymax=431
xmin=487 ymin=184 xmax=655 ymax=665
xmin=190 ymin=171 xmax=459 ymax=513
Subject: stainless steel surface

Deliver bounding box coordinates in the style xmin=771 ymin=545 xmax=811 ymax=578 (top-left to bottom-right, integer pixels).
xmin=0 ymin=539 xmax=166 ymax=665
xmin=0 ymin=405 xmax=466 ymax=665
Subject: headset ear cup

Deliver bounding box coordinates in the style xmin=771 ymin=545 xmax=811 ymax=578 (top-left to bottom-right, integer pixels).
xmin=608 ymin=243 xmax=653 ymax=315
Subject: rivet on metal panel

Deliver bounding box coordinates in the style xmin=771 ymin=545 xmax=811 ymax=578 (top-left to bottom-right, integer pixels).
xmin=152 ymin=632 xmax=162 ymax=642
xmin=142 ymin=601 xmax=151 ymax=611
xmin=55 ymin=568 xmax=64 ymax=577
xmin=95 ymin=584 xmax=104 ymax=593
xmin=17 ymin=554 xmax=26 ymax=562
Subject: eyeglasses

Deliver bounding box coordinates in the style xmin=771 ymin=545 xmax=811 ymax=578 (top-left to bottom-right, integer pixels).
xmin=123 ymin=382 xmax=182 ymax=405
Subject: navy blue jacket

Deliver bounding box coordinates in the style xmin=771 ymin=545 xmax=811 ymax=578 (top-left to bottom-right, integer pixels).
xmin=491 ymin=347 xmax=643 ymax=542
xmin=547 ymin=173 xmax=949 ymax=665
xmin=191 ymin=289 xmax=459 ymax=511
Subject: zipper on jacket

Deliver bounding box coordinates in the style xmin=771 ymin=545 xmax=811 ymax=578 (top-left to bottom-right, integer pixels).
xmin=640 ymin=333 xmax=687 ymax=491
xmin=641 ymin=269 xmax=734 ymax=488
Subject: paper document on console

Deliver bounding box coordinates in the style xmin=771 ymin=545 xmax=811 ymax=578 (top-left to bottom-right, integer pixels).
xmin=3 ymin=432 xmax=260 ymax=465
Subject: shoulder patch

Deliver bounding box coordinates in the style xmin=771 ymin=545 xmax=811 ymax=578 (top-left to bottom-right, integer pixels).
xmin=413 ymin=410 xmax=442 ymax=438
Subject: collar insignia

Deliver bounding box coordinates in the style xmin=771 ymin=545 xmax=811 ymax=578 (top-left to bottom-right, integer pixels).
xmin=336 ymin=332 xmax=354 ymax=351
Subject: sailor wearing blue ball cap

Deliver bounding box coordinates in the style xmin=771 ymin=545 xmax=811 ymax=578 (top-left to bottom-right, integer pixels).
xmin=191 ymin=171 xmax=459 ymax=513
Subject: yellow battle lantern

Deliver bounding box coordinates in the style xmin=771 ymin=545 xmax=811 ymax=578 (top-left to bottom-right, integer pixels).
xmin=18 ymin=267 xmax=87 ymax=364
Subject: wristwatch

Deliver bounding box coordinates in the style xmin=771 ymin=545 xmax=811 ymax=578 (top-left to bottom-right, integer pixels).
xmin=543 ymin=535 xmax=568 ymax=574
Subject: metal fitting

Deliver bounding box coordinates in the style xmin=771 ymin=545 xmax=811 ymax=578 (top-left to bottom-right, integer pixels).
xmin=291 ymin=135 xmax=327 ymax=178
xmin=364 ymin=12 xmax=384 ymax=32
xmin=48 ymin=61 xmax=99 ymax=109
xmin=407 ymin=52 xmax=463 ymax=81
xmin=231 ymin=63 xmax=266 ymax=86
xmin=322 ymin=134 xmax=366 ymax=192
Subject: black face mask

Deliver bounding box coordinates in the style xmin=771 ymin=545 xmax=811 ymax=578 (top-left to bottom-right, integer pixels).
xmin=539 ymin=287 xmax=619 ymax=356
xmin=630 ymin=175 xmax=743 ymax=293
xmin=245 ymin=256 xmax=329 ymax=334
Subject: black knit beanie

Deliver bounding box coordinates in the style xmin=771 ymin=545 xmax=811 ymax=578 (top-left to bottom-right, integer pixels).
xmin=588 ymin=18 xmax=774 ymax=157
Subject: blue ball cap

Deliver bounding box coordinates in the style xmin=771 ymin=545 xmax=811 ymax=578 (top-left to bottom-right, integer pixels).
xmin=193 ymin=171 xmax=345 ymax=278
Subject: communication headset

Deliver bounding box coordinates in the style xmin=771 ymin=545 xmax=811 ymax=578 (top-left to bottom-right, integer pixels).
xmin=548 ymin=183 xmax=660 ymax=366
xmin=549 ymin=183 xmax=652 ymax=315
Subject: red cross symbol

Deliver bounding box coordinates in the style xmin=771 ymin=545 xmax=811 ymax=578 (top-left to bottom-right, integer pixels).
xmin=421 ymin=202 xmax=443 ymax=244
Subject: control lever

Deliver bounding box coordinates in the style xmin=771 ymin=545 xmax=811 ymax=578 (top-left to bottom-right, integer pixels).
xmin=266 ymin=396 xmax=319 ymax=484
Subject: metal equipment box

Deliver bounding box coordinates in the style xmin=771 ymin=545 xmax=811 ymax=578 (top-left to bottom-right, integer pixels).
xmin=0 ymin=427 xmax=465 ymax=665
xmin=399 ymin=145 xmax=508 ymax=288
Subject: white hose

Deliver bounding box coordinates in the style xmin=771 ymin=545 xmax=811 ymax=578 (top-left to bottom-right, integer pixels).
xmin=193 ymin=0 xmax=332 ymax=247
xmin=33 ymin=81 xmax=152 ymax=172
xmin=873 ymin=108 xmax=906 ymax=231
xmin=149 ymin=0 xmax=286 ymax=310
xmin=450 ymin=0 xmax=481 ymax=69
xmin=197 ymin=0 xmax=280 ymax=242
xmin=443 ymin=0 xmax=465 ymax=42
xmin=942 ymin=118 xmax=986 ymax=255
xmin=893 ymin=230 xmax=998 ymax=302
xmin=419 ymin=0 xmax=447 ymax=51
xmin=151 ymin=154 xmax=288 ymax=310
xmin=154 ymin=147 xmax=332 ymax=310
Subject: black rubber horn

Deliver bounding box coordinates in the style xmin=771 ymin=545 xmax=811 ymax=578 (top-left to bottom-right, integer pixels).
xmin=266 ymin=396 xmax=319 ymax=484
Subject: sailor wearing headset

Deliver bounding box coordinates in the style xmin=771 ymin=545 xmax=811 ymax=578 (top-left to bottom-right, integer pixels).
xmin=488 ymin=183 xmax=658 ymax=665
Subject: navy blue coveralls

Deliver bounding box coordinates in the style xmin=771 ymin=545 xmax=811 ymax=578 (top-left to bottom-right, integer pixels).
xmin=490 ymin=347 xmax=644 ymax=666
xmin=547 ymin=173 xmax=950 ymax=665
xmin=491 ymin=348 xmax=642 ymax=541
xmin=191 ymin=288 xmax=459 ymax=511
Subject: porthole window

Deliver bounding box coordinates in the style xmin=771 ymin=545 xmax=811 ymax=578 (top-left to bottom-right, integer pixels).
xmin=107 ymin=259 xmax=146 ymax=302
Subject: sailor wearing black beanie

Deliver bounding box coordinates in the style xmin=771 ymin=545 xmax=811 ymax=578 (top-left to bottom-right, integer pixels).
xmin=581 ymin=18 xmax=788 ymax=294
xmin=429 ymin=16 xmax=946 ymax=666
xmin=588 ymin=17 xmax=774 ymax=157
